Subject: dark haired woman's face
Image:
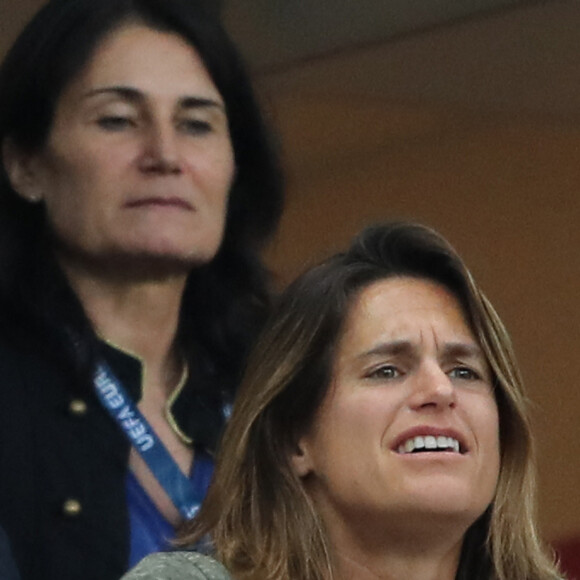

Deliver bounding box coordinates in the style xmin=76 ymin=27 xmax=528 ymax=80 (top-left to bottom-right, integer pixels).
xmin=8 ymin=24 xmax=235 ymax=270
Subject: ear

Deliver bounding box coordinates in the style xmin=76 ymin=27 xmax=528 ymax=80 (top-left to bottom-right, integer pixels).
xmin=2 ymin=139 xmax=44 ymax=203
xmin=290 ymin=436 xmax=315 ymax=478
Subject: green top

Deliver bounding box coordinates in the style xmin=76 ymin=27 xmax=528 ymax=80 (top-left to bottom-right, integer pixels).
xmin=122 ymin=552 xmax=232 ymax=580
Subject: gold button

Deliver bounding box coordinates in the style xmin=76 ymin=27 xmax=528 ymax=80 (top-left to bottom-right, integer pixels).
xmin=62 ymin=499 xmax=82 ymax=517
xmin=69 ymin=399 xmax=87 ymax=416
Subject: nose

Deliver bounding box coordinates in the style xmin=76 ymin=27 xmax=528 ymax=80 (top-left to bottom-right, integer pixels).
xmin=408 ymin=362 xmax=456 ymax=412
xmin=138 ymin=122 xmax=183 ymax=175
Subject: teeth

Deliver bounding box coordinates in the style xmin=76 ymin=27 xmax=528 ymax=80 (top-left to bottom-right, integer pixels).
xmin=397 ymin=435 xmax=461 ymax=454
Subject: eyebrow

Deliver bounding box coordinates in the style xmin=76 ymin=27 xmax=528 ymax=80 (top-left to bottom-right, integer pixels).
xmin=357 ymin=340 xmax=485 ymax=361
xmin=357 ymin=340 xmax=415 ymax=360
xmin=83 ymin=86 xmax=225 ymax=111
xmin=440 ymin=342 xmax=485 ymax=360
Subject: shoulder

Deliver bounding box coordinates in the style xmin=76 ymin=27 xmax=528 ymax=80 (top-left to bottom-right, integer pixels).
xmin=122 ymin=552 xmax=232 ymax=580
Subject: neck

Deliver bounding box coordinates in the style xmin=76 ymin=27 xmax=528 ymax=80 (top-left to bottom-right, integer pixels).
xmin=324 ymin=510 xmax=466 ymax=580
xmin=60 ymin=255 xmax=188 ymax=393
xmin=333 ymin=540 xmax=462 ymax=580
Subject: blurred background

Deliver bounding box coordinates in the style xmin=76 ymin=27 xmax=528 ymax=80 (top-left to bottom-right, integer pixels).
xmin=2 ymin=0 xmax=579 ymax=568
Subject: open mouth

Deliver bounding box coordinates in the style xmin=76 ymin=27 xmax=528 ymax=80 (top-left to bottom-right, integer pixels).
xmin=396 ymin=435 xmax=464 ymax=455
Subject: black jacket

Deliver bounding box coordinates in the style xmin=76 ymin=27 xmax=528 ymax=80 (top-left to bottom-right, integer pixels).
xmin=0 ymin=524 xmax=20 ymax=580
xmin=0 ymin=335 xmax=222 ymax=580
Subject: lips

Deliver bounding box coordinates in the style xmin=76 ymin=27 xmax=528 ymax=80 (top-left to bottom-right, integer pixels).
xmin=125 ymin=196 xmax=193 ymax=210
xmin=391 ymin=426 xmax=468 ymax=455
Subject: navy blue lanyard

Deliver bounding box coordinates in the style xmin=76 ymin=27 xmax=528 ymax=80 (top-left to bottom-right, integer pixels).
xmin=94 ymin=361 xmax=207 ymax=520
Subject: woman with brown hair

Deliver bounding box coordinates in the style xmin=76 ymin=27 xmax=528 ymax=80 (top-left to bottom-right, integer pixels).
xmin=124 ymin=222 xmax=563 ymax=580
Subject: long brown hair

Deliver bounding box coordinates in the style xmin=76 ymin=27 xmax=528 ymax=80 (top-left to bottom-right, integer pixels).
xmin=179 ymin=222 xmax=562 ymax=580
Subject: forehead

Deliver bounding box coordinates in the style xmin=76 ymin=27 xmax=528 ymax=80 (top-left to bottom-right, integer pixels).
xmin=61 ymin=23 xmax=221 ymax=103
xmin=339 ymin=276 xmax=475 ymax=349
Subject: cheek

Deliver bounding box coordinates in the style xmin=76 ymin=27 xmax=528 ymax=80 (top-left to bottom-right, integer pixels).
xmin=212 ymin=162 xmax=235 ymax=208
xmin=465 ymin=390 xmax=500 ymax=450
xmin=319 ymin=395 xmax=395 ymax=463
xmin=199 ymin=137 xmax=236 ymax=194
xmin=486 ymin=403 xmax=501 ymax=457
xmin=40 ymin=142 xmax=99 ymax=200
xmin=40 ymin=154 xmax=117 ymax=244
xmin=197 ymin=147 xmax=235 ymax=235
xmin=478 ymin=399 xmax=501 ymax=493
xmin=42 ymin=163 xmax=103 ymax=222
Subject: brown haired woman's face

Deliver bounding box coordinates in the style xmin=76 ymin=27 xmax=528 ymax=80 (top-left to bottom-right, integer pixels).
xmin=292 ymin=277 xmax=500 ymax=538
xmin=8 ymin=23 xmax=235 ymax=269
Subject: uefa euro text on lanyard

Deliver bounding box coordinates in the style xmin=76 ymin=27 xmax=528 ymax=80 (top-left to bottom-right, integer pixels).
xmin=94 ymin=361 xmax=206 ymax=520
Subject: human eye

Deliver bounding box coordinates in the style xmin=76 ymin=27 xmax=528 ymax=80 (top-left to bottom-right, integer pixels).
xmin=179 ymin=117 xmax=212 ymax=136
xmin=448 ymin=366 xmax=481 ymax=381
xmin=365 ymin=365 xmax=401 ymax=380
xmin=96 ymin=115 xmax=135 ymax=131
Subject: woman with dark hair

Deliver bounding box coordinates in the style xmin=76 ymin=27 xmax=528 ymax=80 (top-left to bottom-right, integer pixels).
xmin=125 ymin=222 xmax=563 ymax=580
xmin=0 ymin=0 xmax=283 ymax=579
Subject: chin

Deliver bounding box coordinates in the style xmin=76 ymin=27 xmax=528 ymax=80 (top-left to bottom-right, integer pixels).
xmin=114 ymin=232 xmax=224 ymax=267
xmin=141 ymin=235 xmax=223 ymax=264
xmin=411 ymin=499 xmax=490 ymax=531
xmin=395 ymin=480 xmax=493 ymax=520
